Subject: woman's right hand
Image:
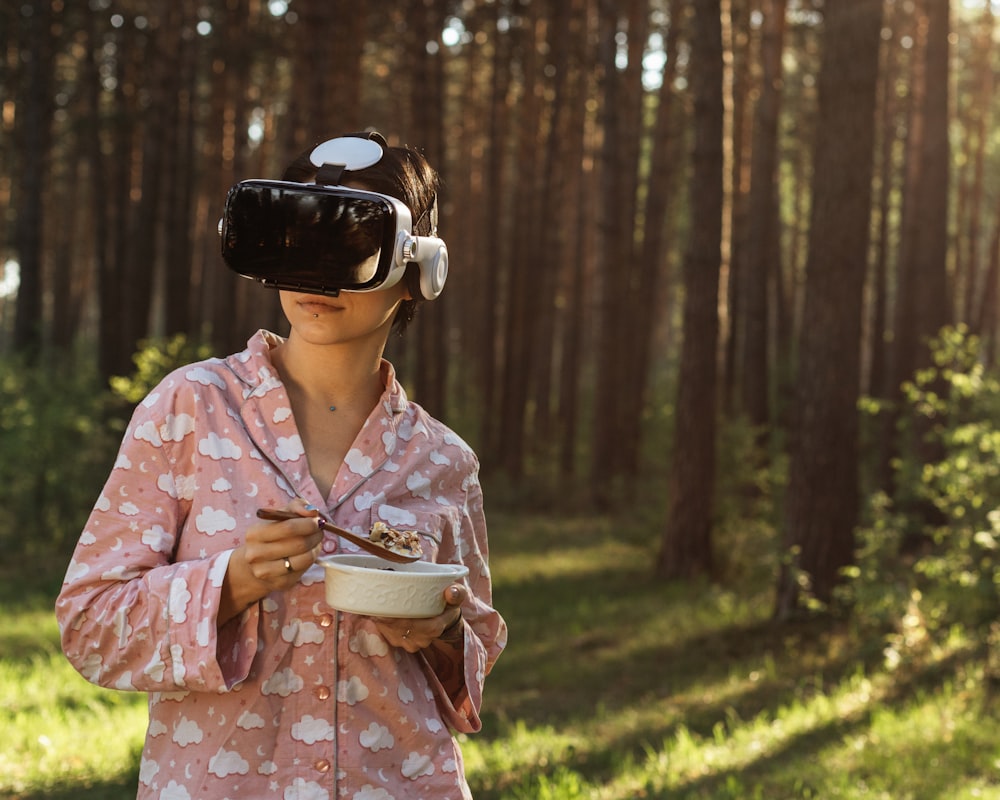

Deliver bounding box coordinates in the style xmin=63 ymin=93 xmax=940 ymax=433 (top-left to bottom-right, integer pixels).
xmin=219 ymin=498 xmax=324 ymax=624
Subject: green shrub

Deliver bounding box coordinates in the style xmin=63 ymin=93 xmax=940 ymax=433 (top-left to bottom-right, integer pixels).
xmin=0 ymin=336 xmax=214 ymax=588
xmin=0 ymin=355 xmax=122 ymax=578
xmin=846 ymin=325 xmax=1000 ymax=662
xmin=109 ymin=334 xmax=214 ymax=403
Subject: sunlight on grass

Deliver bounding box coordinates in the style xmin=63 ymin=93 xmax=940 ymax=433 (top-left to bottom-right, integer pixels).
xmin=488 ymin=513 xmax=645 ymax=582
xmin=0 ymin=615 xmax=147 ymax=796
xmin=464 ymin=654 xmax=1000 ymax=799
xmin=460 ymin=720 xmax=592 ymax=798
xmin=0 ymin=606 xmax=62 ymax=657
xmin=460 ymin=513 xmax=1000 ymax=799
xmin=7 ymin=513 xmax=1000 ymax=799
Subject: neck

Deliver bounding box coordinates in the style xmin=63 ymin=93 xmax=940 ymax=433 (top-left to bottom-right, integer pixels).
xmin=272 ymin=333 xmax=386 ymax=414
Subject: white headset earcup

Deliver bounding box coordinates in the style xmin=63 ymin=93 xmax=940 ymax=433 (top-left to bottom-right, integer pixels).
xmin=418 ymin=244 xmax=448 ymax=300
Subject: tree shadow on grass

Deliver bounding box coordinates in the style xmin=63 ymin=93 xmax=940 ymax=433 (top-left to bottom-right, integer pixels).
xmin=474 ymin=646 xmax=980 ymax=800
xmin=477 ymin=554 xmax=987 ymax=798
xmin=621 ymin=646 xmax=972 ymax=788
xmin=489 ymin=561 xmax=885 ymax=729
xmin=653 ymin=649 xmax=988 ymax=800
xmin=10 ymin=768 xmax=139 ymax=800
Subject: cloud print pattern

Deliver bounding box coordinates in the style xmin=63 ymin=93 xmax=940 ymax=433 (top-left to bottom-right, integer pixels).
xmin=56 ymin=330 xmax=507 ymax=800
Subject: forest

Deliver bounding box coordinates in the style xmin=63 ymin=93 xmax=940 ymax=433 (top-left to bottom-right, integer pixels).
xmin=9 ymin=0 xmax=1000 ymax=796
xmin=2 ymin=0 xmax=1000 ymax=631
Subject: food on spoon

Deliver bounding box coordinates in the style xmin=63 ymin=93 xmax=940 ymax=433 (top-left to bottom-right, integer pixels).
xmin=369 ymin=521 xmax=423 ymax=557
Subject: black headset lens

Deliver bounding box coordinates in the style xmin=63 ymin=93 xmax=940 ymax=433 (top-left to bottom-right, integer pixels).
xmin=221 ymin=181 xmax=400 ymax=295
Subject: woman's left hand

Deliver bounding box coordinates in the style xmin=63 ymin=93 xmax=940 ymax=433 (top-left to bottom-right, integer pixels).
xmin=372 ymin=583 xmax=467 ymax=653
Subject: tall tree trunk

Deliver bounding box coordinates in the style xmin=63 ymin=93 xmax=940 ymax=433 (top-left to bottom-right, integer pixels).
xmin=529 ymin=0 xmax=572 ymax=454
xmin=725 ymin=0 xmax=756 ymax=418
xmin=591 ymin=0 xmax=649 ymax=505
xmin=124 ymin=4 xmax=172 ymax=349
xmin=615 ymin=0 xmax=663 ymax=493
xmin=866 ymin=4 xmax=900 ymax=405
xmin=738 ymin=0 xmax=785 ymax=432
xmin=478 ymin=3 xmax=513 ymax=473
xmin=631 ymin=0 xmax=684 ymax=454
xmin=655 ymin=0 xmax=724 ymax=580
xmin=443 ymin=2 xmax=491 ymax=427
xmin=499 ymin=2 xmax=545 ymax=479
xmin=553 ymin=0 xmax=593 ymax=479
xmin=12 ymin=0 xmax=56 ymax=360
xmin=776 ymin=0 xmax=883 ymax=616
xmin=50 ymin=149 xmax=83 ymax=352
xmin=99 ymin=17 xmax=142 ymax=379
xmin=882 ymin=0 xmax=952 ymax=526
xmin=977 ymin=192 xmax=1000 ymax=365
xmin=82 ymin=11 xmax=114 ymax=379
xmin=959 ymin=5 xmax=994 ymax=327
xmin=162 ymin=0 xmax=199 ymax=338
xmin=409 ymin=0 xmax=449 ymax=419
xmin=875 ymin=2 xmax=922 ymax=493
xmin=590 ymin=0 xmax=624 ymax=506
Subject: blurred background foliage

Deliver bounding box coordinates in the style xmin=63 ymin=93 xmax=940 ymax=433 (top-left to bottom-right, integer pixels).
xmin=2 ymin=0 xmax=1000 ymax=629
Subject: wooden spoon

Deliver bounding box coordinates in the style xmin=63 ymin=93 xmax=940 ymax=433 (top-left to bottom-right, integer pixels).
xmin=255 ymin=508 xmax=420 ymax=563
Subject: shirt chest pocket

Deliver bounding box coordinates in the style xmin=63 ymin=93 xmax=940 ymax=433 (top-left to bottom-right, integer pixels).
xmin=367 ymin=505 xmax=448 ymax=562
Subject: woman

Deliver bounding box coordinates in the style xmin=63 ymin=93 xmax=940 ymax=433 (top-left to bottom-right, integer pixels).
xmin=56 ymin=131 xmax=507 ymax=800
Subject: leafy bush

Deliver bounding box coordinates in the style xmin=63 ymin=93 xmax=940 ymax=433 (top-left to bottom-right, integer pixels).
xmin=109 ymin=334 xmax=214 ymax=403
xmin=712 ymin=414 xmax=787 ymax=586
xmin=0 ymin=336 xmax=214 ymax=583
xmin=0 ymin=354 xmax=122 ymax=574
xmin=846 ymin=325 xmax=1000 ymax=663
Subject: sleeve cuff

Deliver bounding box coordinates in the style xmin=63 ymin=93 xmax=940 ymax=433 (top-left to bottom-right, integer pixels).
xmin=419 ymin=627 xmax=486 ymax=734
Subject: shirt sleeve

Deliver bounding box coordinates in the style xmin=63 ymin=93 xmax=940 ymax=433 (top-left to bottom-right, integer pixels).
xmin=419 ymin=466 xmax=508 ymax=733
xmin=55 ymin=380 xmax=259 ymax=694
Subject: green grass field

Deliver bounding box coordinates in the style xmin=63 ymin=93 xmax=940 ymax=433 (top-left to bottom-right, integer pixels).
xmin=4 ymin=512 xmax=1000 ymax=799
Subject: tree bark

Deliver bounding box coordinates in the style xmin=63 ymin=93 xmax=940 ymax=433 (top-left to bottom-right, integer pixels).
xmin=631 ymin=0 xmax=684 ymax=456
xmin=776 ymin=0 xmax=883 ymax=616
xmin=880 ymin=0 xmax=953 ymax=522
xmin=866 ymin=3 xmax=900 ymax=405
xmin=12 ymin=0 xmax=56 ymax=360
xmin=406 ymin=0 xmax=449 ymax=420
xmin=477 ymin=2 xmax=513 ymax=473
xmin=590 ymin=0 xmax=650 ymax=505
xmin=656 ymin=0 xmax=724 ymax=580
xmin=958 ymin=5 xmax=994 ymax=327
xmin=738 ymin=0 xmax=786 ymax=432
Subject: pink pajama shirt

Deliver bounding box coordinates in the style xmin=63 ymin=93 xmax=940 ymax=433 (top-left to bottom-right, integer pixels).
xmin=56 ymin=330 xmax=507 ymax=800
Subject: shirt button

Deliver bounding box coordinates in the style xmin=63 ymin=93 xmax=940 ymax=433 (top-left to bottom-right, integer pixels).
xmin=319 ymin=614 xmax=333 ymax=628
xmin=315 ymin=685 xmax=331 ymax=700
xmin=314 ymin=759 xmax=331 ymax=773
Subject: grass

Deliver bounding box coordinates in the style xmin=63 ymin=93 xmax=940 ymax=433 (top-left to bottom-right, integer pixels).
xmin=4 ymin=512 xmax=1000 ymax=799
xmin=0 ymin=602 xmax=146 ymax=799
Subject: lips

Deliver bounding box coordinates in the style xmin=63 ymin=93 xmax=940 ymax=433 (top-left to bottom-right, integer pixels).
xmin=298 ymin=298 xmax=341 ymax=315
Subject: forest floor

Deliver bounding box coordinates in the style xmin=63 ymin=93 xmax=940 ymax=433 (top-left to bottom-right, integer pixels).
xmin=3 ymin=511 xmax=1000 ymax=799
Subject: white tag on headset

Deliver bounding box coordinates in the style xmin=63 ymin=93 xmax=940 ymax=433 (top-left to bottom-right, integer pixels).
xmin=309 ymin=137 xmax=383 ymax=171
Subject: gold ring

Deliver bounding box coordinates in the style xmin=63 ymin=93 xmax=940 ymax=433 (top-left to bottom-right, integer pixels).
xmin=283 ymin=557 xmax=293 ymax=573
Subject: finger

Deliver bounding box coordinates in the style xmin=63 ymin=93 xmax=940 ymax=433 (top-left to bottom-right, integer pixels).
xmin=372 ymin=618 xmax=421 ymax=651
xmin=289 ymin=496 xmax=315 ymax=512
xmin=245 ymin=523 xmax=323 ymax=575
xmin=278 ymin=552 xmax=311 ymax=576
xmin=443 ymin=583 xmax=468 ymax=608
xmin=253 ymin=514 xmax=324 ymax=545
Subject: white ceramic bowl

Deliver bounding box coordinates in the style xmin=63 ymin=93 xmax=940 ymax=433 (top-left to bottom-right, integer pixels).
xmin=318 ymin=554 xmax=469 ymax=618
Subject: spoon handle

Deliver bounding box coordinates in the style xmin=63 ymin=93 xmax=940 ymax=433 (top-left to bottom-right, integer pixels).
xmin=255 ymin=508 xmax=418 ymax=563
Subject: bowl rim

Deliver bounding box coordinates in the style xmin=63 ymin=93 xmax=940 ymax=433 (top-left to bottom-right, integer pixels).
xmin=318 ymin=553 xmax=469 ymax=579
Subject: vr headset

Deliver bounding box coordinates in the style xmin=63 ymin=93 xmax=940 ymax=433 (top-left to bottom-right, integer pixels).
xmin=219 ymin=136 xmax=448 ymax=300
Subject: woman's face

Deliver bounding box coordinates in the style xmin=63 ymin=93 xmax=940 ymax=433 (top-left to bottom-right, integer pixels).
xmin=277 ymin=175 xmax=416 ymax=347
xmin=278 ymin=280 xmax=411 ymax=349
